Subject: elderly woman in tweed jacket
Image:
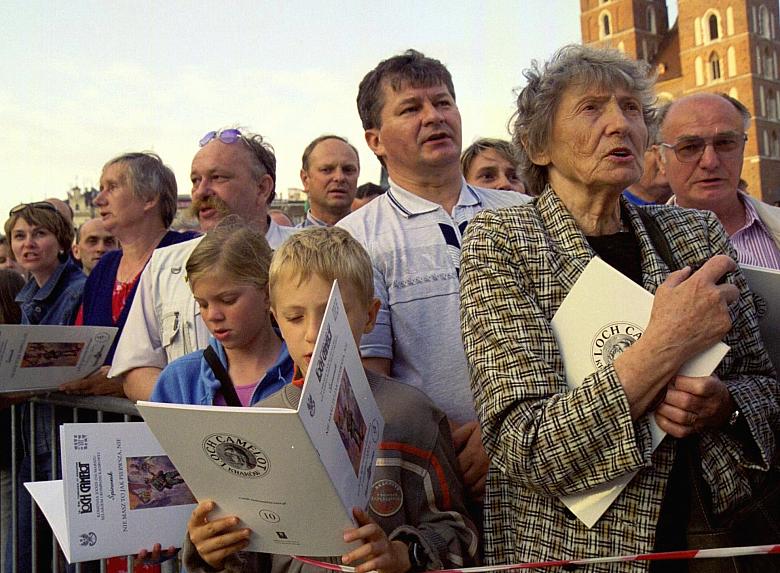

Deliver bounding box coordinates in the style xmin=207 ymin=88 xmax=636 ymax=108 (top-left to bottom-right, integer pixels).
xmin=460 ymin=45 xmax=777 ymax=572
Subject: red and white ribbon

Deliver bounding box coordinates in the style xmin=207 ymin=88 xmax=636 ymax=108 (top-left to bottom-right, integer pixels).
xmin=293 ymin=543 xmax=780 ymax=572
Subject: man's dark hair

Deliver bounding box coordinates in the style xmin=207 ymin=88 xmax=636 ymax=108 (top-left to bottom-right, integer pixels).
xmin=357 ymin=49 xmax=455 ymax=130
xmin=355 ymin=182 xmax=386 ymax=200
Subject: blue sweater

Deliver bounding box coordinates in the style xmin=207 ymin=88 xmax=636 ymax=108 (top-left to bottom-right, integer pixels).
xmin=151 ymin=337 xmax=294 ymax=406
xmin=81 ymin=229 xmax=199 ymax=364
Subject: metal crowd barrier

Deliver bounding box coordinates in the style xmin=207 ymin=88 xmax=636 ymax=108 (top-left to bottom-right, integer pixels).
xmin=2 ymin=393 xmax=179 ymax=573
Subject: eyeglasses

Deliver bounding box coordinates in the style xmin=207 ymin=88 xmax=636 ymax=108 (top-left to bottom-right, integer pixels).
xmin=659 ymin=133 xmax=747 ymax=163
xmin=8 ymin=201 xmax=59 ymax=217
xmin=198 ymin=128 xmax=243 ymax=147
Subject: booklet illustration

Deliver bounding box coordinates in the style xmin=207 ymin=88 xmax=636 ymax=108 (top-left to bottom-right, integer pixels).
xmin=551 ymin=257 xmax=729 ymax=528
xmin=741 ymin=264 xmax=779 ymax=370
xmin=137 ymin=280 xmax=385 ymax=556
xmin=0 ymin=325 xmax=117 ymax=393
xmin=26 ymin=422 xmax=196 ymax=563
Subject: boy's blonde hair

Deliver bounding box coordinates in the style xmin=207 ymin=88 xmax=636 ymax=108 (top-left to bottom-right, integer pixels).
xmin=269 ymin=227 xmax=374 ymax=305
xmin=186 ymin=216 xmax=272 ymax=291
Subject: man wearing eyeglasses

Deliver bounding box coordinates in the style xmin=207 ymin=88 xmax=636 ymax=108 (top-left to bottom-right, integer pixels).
xmin=658 ymin=93 xmax=780 ymax=269
xmin=110 ymin=128 xmax=297 ymax=401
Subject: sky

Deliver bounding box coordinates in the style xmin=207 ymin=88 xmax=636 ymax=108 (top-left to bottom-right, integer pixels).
xmin=1 ymin=0 xmax=640 ymax=221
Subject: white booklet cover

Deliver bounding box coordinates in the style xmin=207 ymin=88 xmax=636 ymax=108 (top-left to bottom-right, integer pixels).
xmin=741 ymin=264 xmax=779 ymax=371
xmin=0 ymin=325 xmax=117 ymax=393
xmin=137 ymin=281 xmax=385 ymax=556
xmin=551 ymin=257 xmax=729 ymax=528
xmin=25 ymin=422 xmax=196 ymax=563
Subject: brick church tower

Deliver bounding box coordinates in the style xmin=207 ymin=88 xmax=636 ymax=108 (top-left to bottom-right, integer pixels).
xmin=581 ymin=0 xmax=780 ymax=203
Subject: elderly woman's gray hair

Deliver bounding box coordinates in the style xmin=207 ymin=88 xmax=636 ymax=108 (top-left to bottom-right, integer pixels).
xmin=102 ymin=152 xmax=179 ymax=228
xmin=511 ymin=44 xmax=656 ymax=197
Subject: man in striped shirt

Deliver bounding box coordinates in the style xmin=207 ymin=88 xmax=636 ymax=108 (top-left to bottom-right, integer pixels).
xmin=659 ymin=93 xmax=780 ymax=269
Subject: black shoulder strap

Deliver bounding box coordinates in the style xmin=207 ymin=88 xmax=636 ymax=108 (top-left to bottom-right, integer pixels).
xmin=203 ymin=346 xmax=242 ymax=407
xmin=636 ymin=207 xmax=677 ymax=271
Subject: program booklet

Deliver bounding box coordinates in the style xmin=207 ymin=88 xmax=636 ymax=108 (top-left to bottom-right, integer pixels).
xmin=551 ymin=257 xmax=730 ymax=528
xmin=25 ymin=422 xmax=196 ymax=563
xmin=0 ymin=325 xmax=117 ymax=393
xmin=137 ymin=280 xmax=385 ymax=556
xmin=741 ymin=264 xmax=779 ymax=370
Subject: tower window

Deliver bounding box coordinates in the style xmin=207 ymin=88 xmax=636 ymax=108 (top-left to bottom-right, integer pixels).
xmin=602 ymin=13 xmax=611 ymax=37
xmin=758 ymin=5 xmax=770 ymax=38
xmin=709 ymin=53 xmax=722 ymax=81
xmin=709 ymin=14 xmax=719 ymax=40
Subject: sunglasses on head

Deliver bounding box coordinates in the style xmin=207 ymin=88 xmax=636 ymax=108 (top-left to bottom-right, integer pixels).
xmin=8 ymin=201 xmax=59 ymax=218
xmin=199 ymin=128 xmax=243 ymax=148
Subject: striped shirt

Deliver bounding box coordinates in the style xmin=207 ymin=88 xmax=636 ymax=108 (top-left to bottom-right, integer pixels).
xmin=668 ymin=192 xmax=780 ymax=269
xmin=730 ymin=194 xmax=780 ymax=269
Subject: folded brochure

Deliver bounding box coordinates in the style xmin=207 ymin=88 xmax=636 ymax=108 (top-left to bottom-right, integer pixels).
xmin=26 ymin=422 xmax=195 ymax=563
xmin=740 ymin=264 xmax=779 ymax=371
xmin=551 ymin=257 xmax=729 ymax=528
xmin=0 ymin=324 xmax=117 ymax=393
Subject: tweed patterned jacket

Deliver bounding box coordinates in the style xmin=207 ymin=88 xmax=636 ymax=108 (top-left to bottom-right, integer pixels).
xmin=460 ymin=188 xmax=778 ymax=571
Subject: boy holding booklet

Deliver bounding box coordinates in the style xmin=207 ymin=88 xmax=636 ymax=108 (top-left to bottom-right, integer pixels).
xmin=181 ymin=227 xmax=479 ymax=573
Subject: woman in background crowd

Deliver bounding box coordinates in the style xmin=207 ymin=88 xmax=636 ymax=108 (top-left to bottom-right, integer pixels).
xmin=60 ymin=152 xmax=199 ymax=397
xmin=461 ymin=138 xmax=527 ymax=194
xmin=7 ymin=202 xmax=84 ymax=325
xmin=4 ymin=201 xmax=86 ymax=572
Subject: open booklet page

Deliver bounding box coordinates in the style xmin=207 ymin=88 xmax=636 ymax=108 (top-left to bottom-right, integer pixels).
xmin=551 ymin=257 xmax=729 ymax=528
xmin=26 ymin=422 xmax=195 ymax=563
xmin=137 ymin=280 xmax=385 ymax=556
xmin=0 ymin=325 xmax=117 ymax=393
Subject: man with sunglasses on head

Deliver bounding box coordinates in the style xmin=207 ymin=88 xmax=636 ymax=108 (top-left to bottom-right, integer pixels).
xmin=110 ymin=128 xmax=297 ymax=401
xmin=659 ymin=93 xmax=780 ymax=269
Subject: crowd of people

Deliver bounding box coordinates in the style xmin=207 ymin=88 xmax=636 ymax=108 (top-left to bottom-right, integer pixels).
xmin=1 ymin=43 xmax=778 ymax=573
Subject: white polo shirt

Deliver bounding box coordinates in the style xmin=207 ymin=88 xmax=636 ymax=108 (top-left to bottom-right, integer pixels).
xmin=337 ymin=179 xmax=530 ymax=424
xmin=109 ymin=220 xmax=297 ymax=378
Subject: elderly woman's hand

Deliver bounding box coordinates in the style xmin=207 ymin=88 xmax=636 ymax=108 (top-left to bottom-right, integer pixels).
xmin=614 ymin=255 xmax=739 ymax=418
xmin=654 ymin=374 xmax=735 ymax=437
xmin=644 ymin=254 xmax=738 ymax=365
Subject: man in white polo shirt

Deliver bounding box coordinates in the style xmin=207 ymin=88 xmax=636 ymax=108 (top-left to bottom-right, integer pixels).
xmin=338 ymin=50 xmax=529 ymax=503
xmin=110 ymin=128 xmax=296 ymax=401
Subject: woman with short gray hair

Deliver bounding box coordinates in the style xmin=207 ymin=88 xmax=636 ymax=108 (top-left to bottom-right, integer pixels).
xmin=461 ymin=45 xmax=776 ymax=571
xmin=62 ymin=152 xmax=199 ymax=395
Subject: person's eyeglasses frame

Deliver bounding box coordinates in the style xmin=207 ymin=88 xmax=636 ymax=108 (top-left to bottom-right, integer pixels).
xmin=659 ymin=132 xmax=748 ymax=163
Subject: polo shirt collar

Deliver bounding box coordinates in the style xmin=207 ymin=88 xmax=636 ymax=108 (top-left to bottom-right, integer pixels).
xmin=386 ymin=177 xmax=481 ymax=217
xmin=303 ymin=211 xmax=329 ymax=227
